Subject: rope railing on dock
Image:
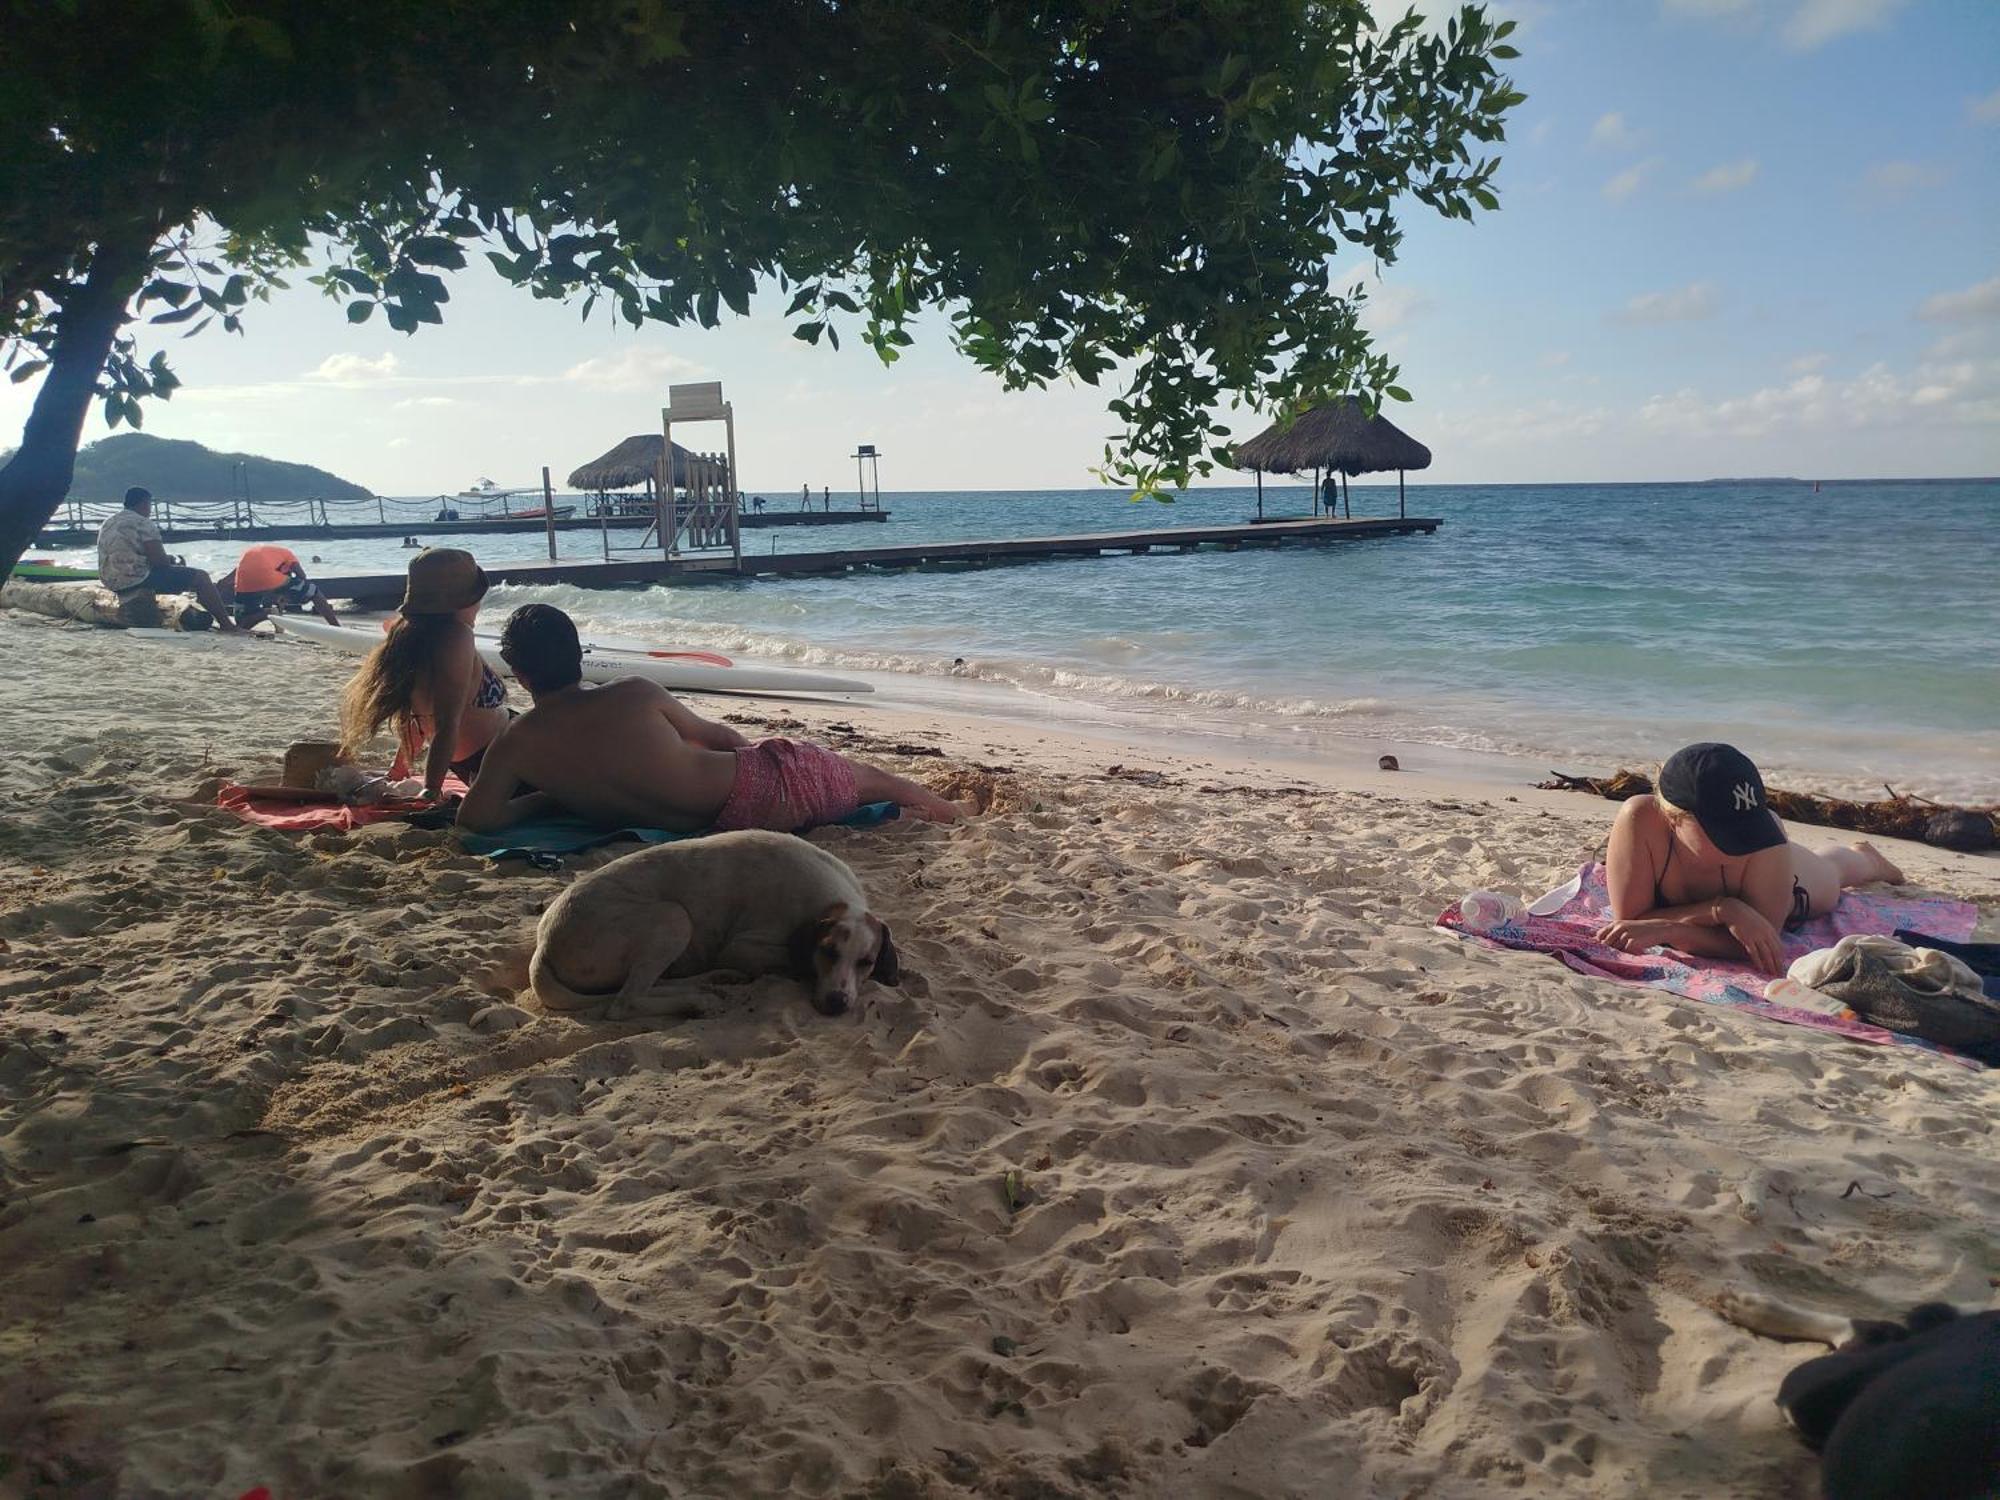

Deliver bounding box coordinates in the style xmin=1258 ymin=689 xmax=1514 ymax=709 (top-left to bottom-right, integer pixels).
xmin=40 ymin=490 xmax=603 ymax=536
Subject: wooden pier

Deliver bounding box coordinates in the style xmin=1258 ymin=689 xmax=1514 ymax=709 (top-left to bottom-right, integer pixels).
xmin=33 ymin=507 xmax=890 ymax=549
xmin=315 ymin=514 xmax=1440 ymax=608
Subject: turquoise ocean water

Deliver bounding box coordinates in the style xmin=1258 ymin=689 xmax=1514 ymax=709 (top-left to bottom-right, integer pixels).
xmin=51 ymin=480 xmax=1999 ymax=800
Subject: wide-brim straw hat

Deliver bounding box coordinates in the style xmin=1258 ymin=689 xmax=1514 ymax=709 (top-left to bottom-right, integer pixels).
xmin=281 ymin=740 xmax=345 ymax=788
xmin=401 ymin=548 xmax=489 ymax=614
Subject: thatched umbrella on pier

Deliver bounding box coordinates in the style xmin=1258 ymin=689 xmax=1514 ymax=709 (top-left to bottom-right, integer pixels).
xmin=1230 ymin=396 xmax=1431 ymax=520
xmin=568 ymin=433 xmax=703 ymax=516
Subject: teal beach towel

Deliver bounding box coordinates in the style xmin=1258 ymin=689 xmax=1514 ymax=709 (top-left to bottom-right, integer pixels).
xmin=461 ymin=801 xmax=900 ymax=864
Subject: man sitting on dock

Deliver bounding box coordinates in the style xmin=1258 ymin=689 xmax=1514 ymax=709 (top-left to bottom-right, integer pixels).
xmin=96 ymin=487 xmax=240 ymax=631
xmin=455 ymin=604 xmax=964 ymax=836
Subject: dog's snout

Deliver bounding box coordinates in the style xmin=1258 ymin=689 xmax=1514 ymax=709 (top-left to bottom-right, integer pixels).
xmin=816 ymin=991 xmax=851 ymax=1016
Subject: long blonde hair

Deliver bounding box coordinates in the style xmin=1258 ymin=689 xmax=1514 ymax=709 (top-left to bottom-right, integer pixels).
xmin=339 ymin=613 xmax=455 ymax=758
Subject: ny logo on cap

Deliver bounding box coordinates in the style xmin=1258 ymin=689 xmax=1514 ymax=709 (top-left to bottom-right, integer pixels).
xmin=1732 ymin=782 xmax=1759 ymax=811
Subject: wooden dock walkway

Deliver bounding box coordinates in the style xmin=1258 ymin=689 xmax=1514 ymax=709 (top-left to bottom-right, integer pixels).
xmin=34 ymin=508 xmax=889 ymax=549
xmin=315 ymin=514 xmax=1440 ymax=608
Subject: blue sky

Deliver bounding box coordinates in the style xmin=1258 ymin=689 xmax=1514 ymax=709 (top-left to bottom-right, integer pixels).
xmin=6 ymin=0 xmax=1996 ymax=493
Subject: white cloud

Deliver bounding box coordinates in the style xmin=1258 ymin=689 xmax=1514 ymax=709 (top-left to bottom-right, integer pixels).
xmin=396 ymin=395 xmax=460 ymax=409
xmin=1968 ymin=88 xmax=2000 ymax=124
xmin=557 ymin=346 xmax=705 ymax=391
xmin=1918 ymin=275 xmax=2000 ymax=323
xmin=1639 ymin=350 xmax=1998 ymax=438
xmin=1789 ymin=352 xmax=1830 ymax=374
xmin=1860 ymin=160 xmax=1946 ymax=196
xmin=1590 ymin=112 xmax=1641 ymax=150
xmin=1360 ymin=282 xmax=1432 ymax=333
xmin=1602 ymin=159 xmax=1662 ymax=201
xmin=1926 ymin=328 xmax=1997 ymax=360
xmin=1529 ymin=116 xmax=1557 ymax=146
xmin=1429 ymin=398 xmax=1613 ymax=449
xmin=1614 ymin=281 xmax=1722 ymax=324
xmin=1784 ymin=0 xmax=1906 ymax=50
xmin=306 ymin=352 xmax=400 ymax=386
xmin=1691 ymin=158 xmax=1760 ymax=194
xmin=1539 ymin=350 xmax=1572 ymax=368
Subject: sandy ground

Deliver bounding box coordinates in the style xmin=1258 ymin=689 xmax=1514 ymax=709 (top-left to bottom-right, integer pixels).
xmin=1 ymin=608 xmax=1996 ymax=1500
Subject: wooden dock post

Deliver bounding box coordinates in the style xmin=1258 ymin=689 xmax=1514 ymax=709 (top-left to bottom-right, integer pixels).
xmin=541 ymin=467 xmax=558 ymax=560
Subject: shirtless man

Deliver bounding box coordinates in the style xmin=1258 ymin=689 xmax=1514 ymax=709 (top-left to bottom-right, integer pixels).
xmin=456 ymin=604 xmax=964 ymax=835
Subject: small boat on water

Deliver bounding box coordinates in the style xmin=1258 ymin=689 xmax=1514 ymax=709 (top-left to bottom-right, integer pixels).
xmin=498 ymin=505 xmax=576 ymax=522
xmin=458 ymin=477 xmax=525 ymax=499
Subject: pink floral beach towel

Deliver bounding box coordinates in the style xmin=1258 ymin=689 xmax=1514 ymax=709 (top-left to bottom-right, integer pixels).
xmin=1438 ymin=862 xmax=1984 ymax=1067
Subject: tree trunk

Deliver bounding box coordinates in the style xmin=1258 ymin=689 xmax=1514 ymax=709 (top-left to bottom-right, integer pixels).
xmin=0 ymin=239 xmax=150 ymax=580
xmin=0 ymin=577 xmax=212 ymax=631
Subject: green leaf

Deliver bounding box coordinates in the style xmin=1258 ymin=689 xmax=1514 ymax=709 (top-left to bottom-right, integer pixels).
xmin=405 ymin=235 xmax=467 ymax=270
xmin=9 ymin=360 xmax=47 ymax=383
xmin=1385 ymin=385 xmax=1411 ymax=402
xmin=346 ymin=300 xmax=374 ymax=324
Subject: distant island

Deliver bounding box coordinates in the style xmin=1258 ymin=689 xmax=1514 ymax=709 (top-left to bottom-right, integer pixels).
xmin=0 ymin=433 xmax=374 ymax=502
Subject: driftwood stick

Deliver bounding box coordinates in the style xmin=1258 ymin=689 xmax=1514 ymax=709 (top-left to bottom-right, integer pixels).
xmin=1537 ymin=766 xmax=1998 ymax=852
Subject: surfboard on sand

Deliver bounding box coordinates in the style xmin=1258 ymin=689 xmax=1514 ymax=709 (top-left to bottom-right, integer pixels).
xmin=274 ymin=616 xmax=872 ymax=696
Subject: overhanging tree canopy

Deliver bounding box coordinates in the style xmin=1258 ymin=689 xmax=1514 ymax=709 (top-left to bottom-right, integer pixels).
xmin=0 ymin=1 xmax=1523 ymax=577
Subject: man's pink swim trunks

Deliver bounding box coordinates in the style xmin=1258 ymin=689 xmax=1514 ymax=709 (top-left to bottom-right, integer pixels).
xmin=712 ymin=737 xmax=861 ymax=832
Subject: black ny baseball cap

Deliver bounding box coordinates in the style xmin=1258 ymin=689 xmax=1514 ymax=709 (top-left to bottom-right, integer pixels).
xmin=1658 ymin=743 xmax=1786 ymax=857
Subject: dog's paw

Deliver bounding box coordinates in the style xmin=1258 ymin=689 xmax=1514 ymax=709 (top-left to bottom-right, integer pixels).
xmin=469 ymin=1002 xmax=534 ymax=1034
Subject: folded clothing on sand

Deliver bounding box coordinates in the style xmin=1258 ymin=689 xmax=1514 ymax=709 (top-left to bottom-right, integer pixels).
xmin=1438 ymin=863 xmax=1984 ymax=1066
xmin=459 ymin=801 xmax=900 ymax=863
xmin=216 ymin=778 xmax=466 ymax=832
xmin=1895 ymin=929 xmax=2000 ymax=997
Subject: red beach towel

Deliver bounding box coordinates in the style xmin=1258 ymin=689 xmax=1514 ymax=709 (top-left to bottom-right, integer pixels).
xmin=215 ymin=778 xmax=466 ymax=832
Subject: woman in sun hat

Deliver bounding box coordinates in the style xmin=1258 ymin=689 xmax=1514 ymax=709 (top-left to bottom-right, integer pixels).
xmin=338 ymin=548 xmax=513 ymax=799
xmin=1594 ymin=742 xmax=1906 ymax=974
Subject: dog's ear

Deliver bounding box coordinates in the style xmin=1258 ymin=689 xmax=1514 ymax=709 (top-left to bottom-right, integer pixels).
xmin=790 ymin=904 xmax=849 ymax=977
xmin=869 ymin=917 xmax=900 ymax=986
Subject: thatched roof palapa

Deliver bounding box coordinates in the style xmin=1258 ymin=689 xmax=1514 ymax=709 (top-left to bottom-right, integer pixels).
xmin=567 ymin=434 xmax=705 ymax=491
xmin=1231 ymin=396 xmax=1431 ymax=477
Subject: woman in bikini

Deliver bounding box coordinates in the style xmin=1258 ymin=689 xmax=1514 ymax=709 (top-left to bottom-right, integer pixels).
xmin=1596 ymin=742 xmax=1904 ymax=974
xmin=339 ymin=549 xmax=514 ymax=800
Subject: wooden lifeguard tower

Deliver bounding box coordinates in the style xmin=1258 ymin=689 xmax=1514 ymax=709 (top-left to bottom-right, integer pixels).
xmin=659 ymin=381 xmax=741 ymax=565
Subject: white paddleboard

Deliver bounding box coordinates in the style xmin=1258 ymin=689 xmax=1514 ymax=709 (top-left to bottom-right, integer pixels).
xmin=275 ymin=616 xmax=871 ymax=696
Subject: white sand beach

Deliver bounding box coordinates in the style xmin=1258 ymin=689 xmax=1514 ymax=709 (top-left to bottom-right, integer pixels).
xmin=2 ymin=608 xmax=1996 ymax=1499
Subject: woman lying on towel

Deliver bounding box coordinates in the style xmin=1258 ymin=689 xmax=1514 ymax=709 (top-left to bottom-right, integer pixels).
xmin=338 ymin=549 xmax=512 ymax=802
xmin=1596 ymin=742 xmax=1904 ymax=974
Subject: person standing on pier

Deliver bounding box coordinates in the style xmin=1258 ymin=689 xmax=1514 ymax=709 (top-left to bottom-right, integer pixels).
xmin=96 ymin=487 xmax=240 ymax=631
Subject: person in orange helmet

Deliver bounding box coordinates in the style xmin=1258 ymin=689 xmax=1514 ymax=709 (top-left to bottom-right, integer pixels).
xmin=220 ymin=544 xmax=340 ymax=629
